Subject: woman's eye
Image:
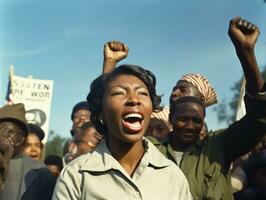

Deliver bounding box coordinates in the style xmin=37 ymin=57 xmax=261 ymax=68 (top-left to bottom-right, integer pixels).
xmin=138 ymin=91 xmax=149 ymax=96
xmin=111 ymin=91 xmax=125 ymax=96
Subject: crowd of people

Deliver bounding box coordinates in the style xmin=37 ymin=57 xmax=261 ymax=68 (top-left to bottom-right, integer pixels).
xmin=0 ymin=17 xmax=265 ymax=200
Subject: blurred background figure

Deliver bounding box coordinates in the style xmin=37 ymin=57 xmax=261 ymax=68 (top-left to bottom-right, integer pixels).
xmin=234 ymin=150 xmax=266 ymax=200
xmin=0 ymin=103 xmax=29 ymax=191
xmin=23 ymin=124 xmax=44 ymax=160
xmin=70 ymin=101 xmax=91 ymax=136
xmin=44 ymin=155 xmax=63 ymax=177
xmin=72 ymin=122 xmax=102 ymax=158
xmin=63 ymin=101 xmax=91 ymax=164
xmin=231 ymin=133 xmax=266 ymax=195
xmin=145 ymin=107 xmax=172 ymax=141
xmin=0 ymin=103 xmax=56 ymax=200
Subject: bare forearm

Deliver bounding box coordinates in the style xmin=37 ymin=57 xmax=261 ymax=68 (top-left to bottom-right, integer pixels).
xmin=237 ymin=49 xmax=264 ymax=96
xmin=102 ymin=59 xmax=117 ymax=74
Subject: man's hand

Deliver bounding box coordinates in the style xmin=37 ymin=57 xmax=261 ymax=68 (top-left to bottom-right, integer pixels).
xmin=104 ymin=41 xmax=129 ymax=63
xmin=0 ymin=137 xmax=14 ymax=190
xmin=228 ymin=17 xmax=260 ymax=53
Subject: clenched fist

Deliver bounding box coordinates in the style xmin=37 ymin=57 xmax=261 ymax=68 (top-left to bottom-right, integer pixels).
xmin=104 ymin=41 xmax=129 ymax=63
xmin=228 ymin=17 xmax=260 ymax=53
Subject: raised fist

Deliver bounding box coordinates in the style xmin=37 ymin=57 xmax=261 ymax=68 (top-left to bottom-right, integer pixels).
xmin=104 ymin=41 xmax=129 ymax=63
xmin=228 ymin=17 xmax=260 ymax=52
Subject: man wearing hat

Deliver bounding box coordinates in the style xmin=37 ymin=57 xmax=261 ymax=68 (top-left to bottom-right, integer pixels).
xmin=0 ymin=103 xmax=55 ymax=200
xmin=0 ymin=103 xmax=29 ymax=190
xmin=23 ymin=123 xmax=45 ymax=160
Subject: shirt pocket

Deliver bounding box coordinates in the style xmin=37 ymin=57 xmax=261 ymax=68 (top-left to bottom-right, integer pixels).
xmin=203 ymin=164 xmax=226 ymax=199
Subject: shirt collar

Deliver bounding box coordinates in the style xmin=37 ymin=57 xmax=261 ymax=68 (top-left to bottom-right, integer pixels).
xmin=80 ymin=137 xmax=170 ymax=172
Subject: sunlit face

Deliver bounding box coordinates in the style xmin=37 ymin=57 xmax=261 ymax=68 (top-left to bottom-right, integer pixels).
xmin=74 ymin=127 xmax=101 ymax=154
xmin=73 ymin=109 xmax=91 ymax=128
xmin=171 ymin=102 xmax=204 ymax=145
xmin=23 ymin=133 xmax=42 ymax=160
xmin=170 ymin=81 xmax=202 ymax=105
xmin=102 ymin=74 xmax=152 ymax=144
xmin=0 ymin=121 xmax=26 ymax=156
xmin=146 ymin=118 xmax=169 ymax=140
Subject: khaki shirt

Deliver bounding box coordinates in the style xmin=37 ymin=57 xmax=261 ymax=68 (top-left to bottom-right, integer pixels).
xmin=52 ymin=138 xmax=191 ymax=200
xmin=148 ymin=93 xmax=266 ymax=200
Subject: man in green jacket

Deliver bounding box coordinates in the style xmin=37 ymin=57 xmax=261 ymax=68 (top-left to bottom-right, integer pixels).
xmin=149 ymin=17 xmax=266 ymax=199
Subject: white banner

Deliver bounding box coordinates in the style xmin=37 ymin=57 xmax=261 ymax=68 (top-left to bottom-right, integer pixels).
xmin=11 ymin=75 xmax=54 ymax=143
xmin=235 ymin=78 xmax=246 ymax=121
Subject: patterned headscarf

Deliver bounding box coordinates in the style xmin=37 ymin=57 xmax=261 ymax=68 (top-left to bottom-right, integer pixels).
xmin=179 ymin=73 xmax=218 ymax=107
xmin=151 ymin=107 xmax=172 ymax=131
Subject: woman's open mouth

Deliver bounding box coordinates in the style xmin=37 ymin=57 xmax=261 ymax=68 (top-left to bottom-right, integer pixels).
xmin=122 ymin=113 xmax=144 ymax=133
xmin=30 ymin=154 xmax=39 ymax=159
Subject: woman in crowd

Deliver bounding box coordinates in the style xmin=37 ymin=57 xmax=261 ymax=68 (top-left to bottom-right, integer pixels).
xmin=52 ymin=64 xmax=191 ymax=200
xmin=23 ymin=124 xmax=44 ymax=160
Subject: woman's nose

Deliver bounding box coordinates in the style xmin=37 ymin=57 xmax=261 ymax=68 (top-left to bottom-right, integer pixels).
xmin=126 ymin=93 xmax=140 ymax=106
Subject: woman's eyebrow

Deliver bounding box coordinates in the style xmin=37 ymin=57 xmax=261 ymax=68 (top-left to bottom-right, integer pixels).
xmin=135 ymin=85 xmax=147 ymax=90
xmin=110 ymin=84 xmax=147 ymax=90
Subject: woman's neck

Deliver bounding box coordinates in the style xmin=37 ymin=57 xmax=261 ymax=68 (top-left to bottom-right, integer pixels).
xmin=107 ymin=137 xmax=145 ymax=177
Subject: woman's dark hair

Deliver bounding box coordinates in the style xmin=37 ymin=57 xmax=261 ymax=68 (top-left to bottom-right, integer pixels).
xmin=169 ymin=96 xmax=206 ymax=122
xmin=87 ymin=64 xmax=162 ymax=135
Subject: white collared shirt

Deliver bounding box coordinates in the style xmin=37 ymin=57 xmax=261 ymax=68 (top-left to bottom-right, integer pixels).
xmin=52 ymin=138 xmax=191 ymax=200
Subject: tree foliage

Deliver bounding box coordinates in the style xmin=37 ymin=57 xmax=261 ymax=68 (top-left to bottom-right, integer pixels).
xmin=44 ymin=130 xmax=66 ymax=157
xmin=214 ymin=66 xmax=266 ymax=125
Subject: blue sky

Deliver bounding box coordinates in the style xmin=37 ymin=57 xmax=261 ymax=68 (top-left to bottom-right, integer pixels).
xmin=1 ymin=0 xmax=266 ymax=138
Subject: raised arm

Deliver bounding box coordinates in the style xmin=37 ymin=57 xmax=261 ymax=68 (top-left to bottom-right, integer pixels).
xmin=224 ymin=17 xmax=266 ymax=163
xmin=102 ymin=41 xmax=129 ymax=74
xmin=228 ymin=17 xmax=264 ymax=96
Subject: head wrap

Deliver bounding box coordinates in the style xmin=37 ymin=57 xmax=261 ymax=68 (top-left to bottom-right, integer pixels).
xmin=179 ymin=73 xmax=218 ymax=107
xmin=151 ymin=107 xmax=172 ymax=131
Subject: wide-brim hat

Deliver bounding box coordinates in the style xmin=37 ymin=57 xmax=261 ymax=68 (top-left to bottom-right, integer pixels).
xmin=0 ymin=103 xmax=29 ymax=136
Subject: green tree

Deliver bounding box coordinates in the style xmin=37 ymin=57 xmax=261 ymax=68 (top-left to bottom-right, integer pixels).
xmin=215 ymin=65 xmax=266 ymax=125
xmin=44 ymin=130 xmax=66 ymax=157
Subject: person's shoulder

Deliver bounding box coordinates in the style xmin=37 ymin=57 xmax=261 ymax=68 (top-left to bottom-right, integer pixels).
xmin=22 ymin=154 xmax=45 ymax=168
xmin=144 ymin=137 xmax=180 ymax=174
xmin=207 ymin=128 xmax=227 ymax=137
xmin=65 ymin=153 xmax=92 ymax=171
xmin=146 ymin=135 xmax=169 ymax=146
xmin=63 ymin=141 xmax=106 ymax=173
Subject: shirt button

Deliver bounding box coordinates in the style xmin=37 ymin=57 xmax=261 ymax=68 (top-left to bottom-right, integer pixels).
xmin=133 ymin=191 xmax=140 ymax=198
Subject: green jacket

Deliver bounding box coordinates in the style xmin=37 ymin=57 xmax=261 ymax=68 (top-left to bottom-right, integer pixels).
xmin=148 ymin=93 xmax=266 ymax=200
